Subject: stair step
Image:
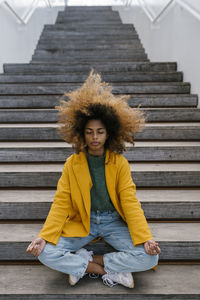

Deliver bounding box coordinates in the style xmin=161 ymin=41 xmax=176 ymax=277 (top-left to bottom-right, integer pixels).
xmin=39 ymin=35 xmax=141 ymax=41
xmin=0 ymin=73 xmax=183 ymax=84
xmin=3 ymin=62 xmax=178 ymax=73
xmin=0 ymin=162 xmax=200 ymax=187
xmin=1 ymin=141 xmax=200 ymax=146
xmin=56 ymin=15 xmax=121 ymax=23
xmin=36 ymin=42 xmax=143 ymax=50
xmin=57 ymin=10 xmax=119 ymax=16
xmin=37 ymin=40 xmax=143 ymax=48
xmin=1 ymin=108 xmax=200 ymax=123
xmin=32 ymin=57 xmax=149 ymax=63
xmin=33 ymin=49 xmax=145 ymax=56
xmin=57 ymin=9 xmax=119 ymax=14
xmin=0 ymin=83 xmax=190 ymax=95
xmin=0 ymin=123 xmax=200 ymax=141
xmin=31 ymin=54 xmax=148 ymax=62
xmin=0 ymin=265 xmax=199 ymax=298
xmin=44 ymin=23 xmax=135 ymax=31
xmin=1 ymin=143 xmax=200 ymax=161
xmin=61 ymin=9 xmax=116 ymax=14
xmin=39 ymin=31 xmax=138 ymax=39
xmin=0 ymin=94 xmax=197 ymax=108
xmin=63 ymin=6 xmax=113 ymax=11
xmin=41 ymin=27 xmax=138 ymax=34
xmin=0 ymin=223 xmax=200 ymax=260
xmin=56 ymin=19 xmax=123 ymax=25
xmin=0 ymin=188 xmax=199 ymax=220
xmin=1 ymin=187 xmax=199 ymax=202
xmin=1 ymin=162 xmax=200 ymax=172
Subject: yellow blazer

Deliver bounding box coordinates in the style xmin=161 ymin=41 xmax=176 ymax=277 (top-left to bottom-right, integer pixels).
xmin=38 ymin=149 xmax=153 ymax=246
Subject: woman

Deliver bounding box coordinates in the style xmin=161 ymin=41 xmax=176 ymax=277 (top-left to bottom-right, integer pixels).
xmin=26 ymin=70 xmax=160 ymax=288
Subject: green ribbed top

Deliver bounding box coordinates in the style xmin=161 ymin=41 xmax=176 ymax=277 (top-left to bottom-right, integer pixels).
xmin=86 ymin=152 xmax=115 ymax=212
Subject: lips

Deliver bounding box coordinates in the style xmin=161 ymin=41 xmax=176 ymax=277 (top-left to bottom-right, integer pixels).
xmin=91 ymin=142 xmax=99 ymax=146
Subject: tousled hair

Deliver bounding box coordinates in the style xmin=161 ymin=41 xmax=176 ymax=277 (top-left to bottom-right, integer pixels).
xmin=55 ymin=70 xmax=145 ymax=153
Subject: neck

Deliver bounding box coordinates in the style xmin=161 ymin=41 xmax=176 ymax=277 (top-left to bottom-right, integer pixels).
xmin=87 ymin=148 xmax=105 ymax=157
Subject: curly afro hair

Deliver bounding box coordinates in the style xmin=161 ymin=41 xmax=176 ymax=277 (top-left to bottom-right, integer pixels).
xmin=55 ymin=70 xmax=145 ymax=154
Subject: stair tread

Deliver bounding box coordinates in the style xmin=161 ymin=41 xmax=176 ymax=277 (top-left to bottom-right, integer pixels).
xmin=1 ymin=223 xmax=200 ymax=242
xmin=1 ymin=163 xmax=200 ymax=172
xmin=3 ymin=62 xmax=177 ymax=67
xmin=0 ymin=82 xmax=190 ymax=86
xmin=1 ymin=108 xmax=199 ymax=112
xmin=0 ymin=188 xmax=199 ymax=202
xmin=2 ymin=108 xmax=199 ymax=111
xmin=1 ymin=122 xmax=200 ymax=127
xmin=1 ymin=141 xmax=200 ymax=147
xmin=0 ymin=265 xmax=199 ymax=296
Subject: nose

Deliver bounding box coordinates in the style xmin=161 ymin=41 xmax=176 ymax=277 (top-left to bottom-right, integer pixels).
xmin=92 ymin=132 xmax=98 ymax=139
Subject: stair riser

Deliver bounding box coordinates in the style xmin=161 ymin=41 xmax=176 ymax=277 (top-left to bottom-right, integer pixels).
xmin=40 ymin=32 xmax=138 ymax=39
xmin=57 ymin=12 xmax=120 ymax=17
xmin=1 ymin=147 xmax=200 ymax=162
xmin=33 ymin=49 xmax=144 ymax=56
xmin=32 ymin=52 xmax=148 ymax=60
xmin=39 ymin=38 xmax=140 ymax=44
xmin=0 ymin=296 xmax=199 ymax=300
xmin=57 ymin=11 xmax=119 ymax=16
xmin=0 ymin=84 xmax=190 ymax=95
xmin=0 ymin=127 xmax=199 ymax=140
xmin=0 ymin=202 xmax=199 ymax=220
xmin=1 ymin=110 xmax=200 ymax=122
xmin=0 ymin=95 xmax=196 ymax=108
xmin=42 ymin=29 xmax=138 ymax=35
xmin=39 ymin=36 xmax=139 ymax=42
xmin=4 ymin=62 xmax=177 ymax=73
xmin=0 ymin=126 xmax=200 ymax=141
xmin=56 ymin=16 xmax=121 ymax=22
xmin=0 ymin=73 xmax=183 ymax=84
xmin=36 ymin=43 xmax=143 ymax=50
xmin=0 ymin=241 xmax=199 ymax=261
xmin=0 ymin=172 xmax=200 ymax=187
xmin=31 ymin=57 xmax=149 ymax=63
xmin=44 ymin=24 xmax=135 ymax=30
xmin=37 ymin=40 xmax=142 ymax=47
xmin=63 ymin=6 xmax=113 ymax=10
xmin=56 ymin=20 xmax=123 ymax=24
xmin=31 ymin=54 xmax=148 ymax=61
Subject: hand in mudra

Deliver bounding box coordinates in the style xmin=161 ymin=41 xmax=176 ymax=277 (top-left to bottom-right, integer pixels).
xmin=26 ymin=238 xmax=46 ymax=257
xmin=144 ymin=239 xmax=160 ymax=255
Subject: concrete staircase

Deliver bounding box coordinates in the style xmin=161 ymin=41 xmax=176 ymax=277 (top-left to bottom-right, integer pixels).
xmin=0 ymin=6 xmax=200 ymax=299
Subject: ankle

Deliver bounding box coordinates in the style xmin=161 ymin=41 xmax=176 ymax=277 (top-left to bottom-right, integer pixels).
xmin=93 ymin=254 xmax=104 ymax=266
xmin=86 ymin=261 xmax=106 ymax=275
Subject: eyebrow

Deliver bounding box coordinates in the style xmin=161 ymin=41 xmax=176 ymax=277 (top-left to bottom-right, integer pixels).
xmin=85 ymin=127 xmax=105 ymax=130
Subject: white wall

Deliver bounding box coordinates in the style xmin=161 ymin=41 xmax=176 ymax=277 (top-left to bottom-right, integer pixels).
xmin=113 ymin=1 xmax=200 ymax=107
xmin=0 ymin=2 xmax=64 ymax=73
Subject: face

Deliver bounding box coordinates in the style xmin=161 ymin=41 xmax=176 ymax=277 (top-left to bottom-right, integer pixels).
xmin=84 ymin=119 xmax=108 ymax=156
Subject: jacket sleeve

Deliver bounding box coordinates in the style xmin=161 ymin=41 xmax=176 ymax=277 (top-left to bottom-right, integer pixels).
xmin=38 ymin=160 xmax=72 ymax=245
xmin=117 ymin=157 xmax=153 ymax=246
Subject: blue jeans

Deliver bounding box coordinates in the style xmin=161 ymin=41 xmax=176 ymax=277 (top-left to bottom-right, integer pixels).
xmin=38 ymin=211 xmax=158 ymax=277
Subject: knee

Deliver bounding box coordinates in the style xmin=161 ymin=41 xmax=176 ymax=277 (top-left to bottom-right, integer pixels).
xmin=142 ymin=252 xmax=159 ymax=270
xmin=38 ymin=243 xmax=61 ymax=265
xmin=37 ymin=244 xmax=50 ymax=264
xmin=129 ymin=248 xmax=159 ymax=271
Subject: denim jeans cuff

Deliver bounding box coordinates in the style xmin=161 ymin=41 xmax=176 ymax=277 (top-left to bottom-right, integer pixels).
xmin=74 ymin=262 xmax=88 ymax=278
xmin=103 ymin=253 xmax=113 ymax=274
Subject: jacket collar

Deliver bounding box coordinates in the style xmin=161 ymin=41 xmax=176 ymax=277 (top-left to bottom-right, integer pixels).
xmin=73 ymin=148 xmax=114 ymax=165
